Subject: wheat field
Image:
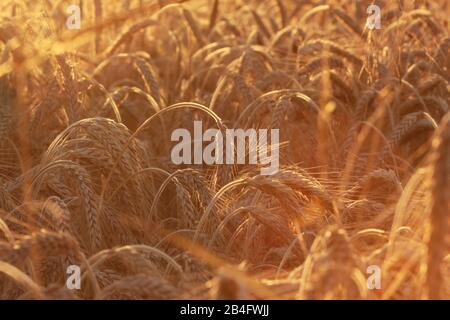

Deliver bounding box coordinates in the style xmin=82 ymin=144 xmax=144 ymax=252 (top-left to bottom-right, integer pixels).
xmin=0 ymin=0 xmax=449 ymax=300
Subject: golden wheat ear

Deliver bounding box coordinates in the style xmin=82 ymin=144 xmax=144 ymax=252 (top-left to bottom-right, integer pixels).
xmin=426 ymin=113 xmax=450 ymax=299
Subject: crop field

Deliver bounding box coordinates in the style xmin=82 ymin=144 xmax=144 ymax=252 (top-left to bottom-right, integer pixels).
xmin=0 ymin=0 xmax=449 ymax=299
